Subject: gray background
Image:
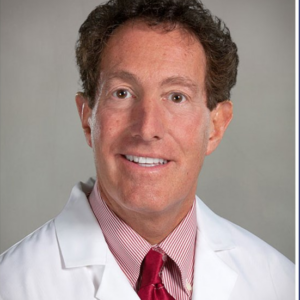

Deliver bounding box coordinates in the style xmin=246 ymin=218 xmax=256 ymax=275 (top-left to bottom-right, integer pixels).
xmin=0 ymin=0 xmax=295 ymax=262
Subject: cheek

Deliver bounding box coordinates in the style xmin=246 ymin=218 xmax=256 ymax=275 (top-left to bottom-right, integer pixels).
xmin=173 ymin=111 xmax=210 ymax=153
xmin=91 ymin=110 xmax=124 ymax=154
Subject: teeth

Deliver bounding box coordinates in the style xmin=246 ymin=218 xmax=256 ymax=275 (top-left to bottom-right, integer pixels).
xmin=125 ymin=155 xmax=167 ymax=165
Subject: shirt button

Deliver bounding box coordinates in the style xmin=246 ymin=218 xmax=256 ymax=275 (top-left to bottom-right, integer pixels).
xmin=186 ymin=279 xmax=192 ymax=291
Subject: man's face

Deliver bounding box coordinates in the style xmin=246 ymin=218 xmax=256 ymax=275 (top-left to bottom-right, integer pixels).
xmin=77 ymin=21 xmax=232 ymax=222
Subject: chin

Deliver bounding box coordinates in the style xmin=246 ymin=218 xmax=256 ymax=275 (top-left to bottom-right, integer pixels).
xmin=117 ymin=189 xmax=183 ymax=216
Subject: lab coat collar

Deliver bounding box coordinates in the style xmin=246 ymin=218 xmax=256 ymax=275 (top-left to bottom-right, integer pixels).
xmin=55 ymin=178 xmax=108 ymax=267
xmin=195 ymin=195 xmax=235 ymax=251
xmin=192 ymin=196 xmax=238 ymax=300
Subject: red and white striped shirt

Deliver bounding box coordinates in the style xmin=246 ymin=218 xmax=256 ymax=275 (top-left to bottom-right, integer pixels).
xmin=89 ymin=182 xmax=197 ymax=300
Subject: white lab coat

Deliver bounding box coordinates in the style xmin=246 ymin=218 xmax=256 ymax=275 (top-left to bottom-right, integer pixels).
xmin=0 ymin=178 xmax=294 ymax=300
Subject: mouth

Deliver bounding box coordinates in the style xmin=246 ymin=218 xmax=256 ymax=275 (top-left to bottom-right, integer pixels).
xmin=124 ymin=155 xmax=168 ymax=167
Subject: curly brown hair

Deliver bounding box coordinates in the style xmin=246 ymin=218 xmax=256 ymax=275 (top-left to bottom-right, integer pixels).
xmin=76 ymin=0 xmax=238 ymax=110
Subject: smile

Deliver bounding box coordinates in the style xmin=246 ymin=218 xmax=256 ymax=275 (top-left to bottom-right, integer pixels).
xmin=124 ymin=155 xmax=168 ymax=167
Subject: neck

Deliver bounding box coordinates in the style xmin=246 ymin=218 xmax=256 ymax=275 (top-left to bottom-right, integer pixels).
xmin=103 ymin=194 xmax=194 ymax=245
xmin=127 ymin=212 xmax=190 ymax=245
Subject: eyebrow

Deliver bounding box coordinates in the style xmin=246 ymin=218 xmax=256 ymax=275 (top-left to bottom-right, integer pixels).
xmin=104 ymin=70 xmax=200 ymax=94
xmin=105 ymin=70 xmax=140 ymax=84
xmin=161 ymin=76 xmax=200 ymax=94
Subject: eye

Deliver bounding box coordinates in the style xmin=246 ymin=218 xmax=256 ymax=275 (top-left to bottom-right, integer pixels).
xmin=168 ymin=93 xmax=187 ymax=103
xmin=112 ymin=89 xmax=133 ymax=99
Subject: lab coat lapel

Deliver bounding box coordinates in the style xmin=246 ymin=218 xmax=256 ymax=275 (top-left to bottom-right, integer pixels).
xmin=192 ymin=197 xmax=238 ymax=300
xmin=192 ymin=233 xmax=238 ymax=300
xmin=96 ymin=250 xmax=140 ymax=300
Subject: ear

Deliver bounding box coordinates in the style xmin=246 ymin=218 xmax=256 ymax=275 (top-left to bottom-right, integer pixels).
xmin=206 ymin=101 xmax=233 ymax=156
xmin=75 ymin=92 xmax=93 ymax=148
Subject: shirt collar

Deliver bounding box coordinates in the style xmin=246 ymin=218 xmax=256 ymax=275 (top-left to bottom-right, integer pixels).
xmin=89 ymin=183 xmax=151 ymax=288
xmin=159 ymin=202 xmax=197 ymax=293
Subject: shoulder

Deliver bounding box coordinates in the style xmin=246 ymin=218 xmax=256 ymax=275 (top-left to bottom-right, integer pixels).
xmin=222 ymin=215 xmax=294 ymax=269
xmin=195 ymin=197 xmax=295 ymax=299
xmin=0 ymin=179 xmax=107 ymax=300
xmin=225 ymin=219 xmax=294 ymax=299
xmin=0 ymin=220 xmax=57 ymax=267
xmin=0 ymin=220 xmax=61 ymax=298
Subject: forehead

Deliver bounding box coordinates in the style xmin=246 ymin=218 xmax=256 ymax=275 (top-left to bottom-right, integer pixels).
xmin=100 ymin=20 xmax=206 ymax=84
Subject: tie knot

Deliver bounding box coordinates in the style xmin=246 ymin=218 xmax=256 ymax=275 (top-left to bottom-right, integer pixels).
xmin=138 ymin=248 xmax=175 ymax=300
xmin=140 ymin=248 xmax=165 ymax=288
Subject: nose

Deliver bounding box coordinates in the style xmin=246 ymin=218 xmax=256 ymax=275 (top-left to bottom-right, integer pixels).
xmin=130 ymin=96 xmax=166 ymax=142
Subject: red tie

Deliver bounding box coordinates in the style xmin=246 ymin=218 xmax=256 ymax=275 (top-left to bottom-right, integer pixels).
xmin=138 ymin=248 xmax=175 ymax=300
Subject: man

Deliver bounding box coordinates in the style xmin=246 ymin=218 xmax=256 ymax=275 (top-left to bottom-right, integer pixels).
xmin=0 ymin=0 xmax=294 ymax=299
